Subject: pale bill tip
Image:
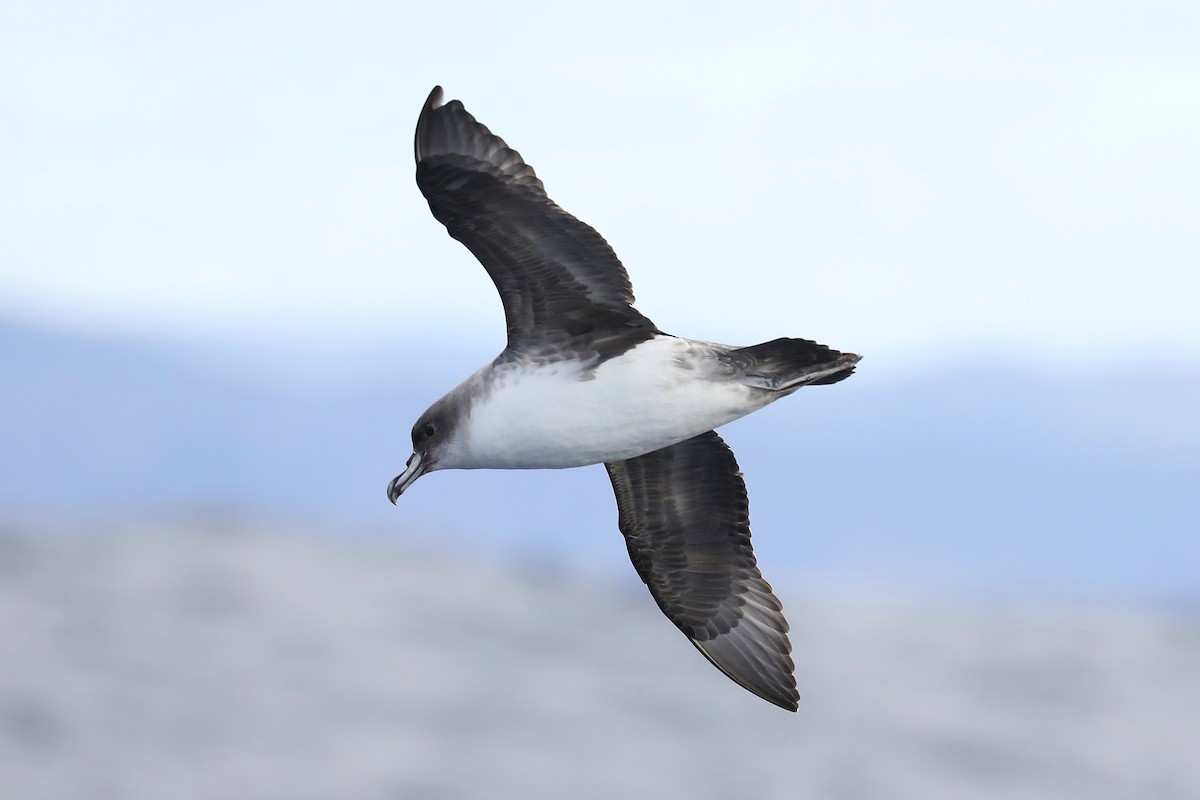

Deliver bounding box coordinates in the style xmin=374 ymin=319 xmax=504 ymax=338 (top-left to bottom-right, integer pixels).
xmin=387 ymin=453 xmax=425 ymax=504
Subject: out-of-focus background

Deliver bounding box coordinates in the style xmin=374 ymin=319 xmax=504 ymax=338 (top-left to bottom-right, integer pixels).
xmin=3 ymin=2 xmax=1198 ymax=798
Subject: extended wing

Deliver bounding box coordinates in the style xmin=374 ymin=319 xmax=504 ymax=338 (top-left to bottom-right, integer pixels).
xmin=415 ymin=86 xmax=657 ymax=365
xmin=605 ymin=430 xmax=798 ymax=711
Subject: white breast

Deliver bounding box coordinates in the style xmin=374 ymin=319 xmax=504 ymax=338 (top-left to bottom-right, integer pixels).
xmin=453 ymin=337 xmax=768 ymax=469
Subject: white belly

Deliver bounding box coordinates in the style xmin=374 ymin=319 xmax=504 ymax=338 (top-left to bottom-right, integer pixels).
xmin=456 ymin=337 xmax=768 ymax=469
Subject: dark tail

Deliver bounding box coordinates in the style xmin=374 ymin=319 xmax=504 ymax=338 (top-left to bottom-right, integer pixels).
xmin=732 ymin=337 xmax=861 ymax=392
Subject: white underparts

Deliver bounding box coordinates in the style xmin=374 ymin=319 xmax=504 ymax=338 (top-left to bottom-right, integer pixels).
xmin=441 ymin=336 xmax=777 ymax=469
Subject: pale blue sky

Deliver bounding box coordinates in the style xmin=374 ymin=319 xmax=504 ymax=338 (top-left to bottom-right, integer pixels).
xmin=3 ymin=1 xmax=1198 ymax=375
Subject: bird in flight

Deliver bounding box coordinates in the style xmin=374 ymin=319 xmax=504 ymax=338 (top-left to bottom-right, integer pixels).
xmin=389 ymin=86 xmax=860 ymax=711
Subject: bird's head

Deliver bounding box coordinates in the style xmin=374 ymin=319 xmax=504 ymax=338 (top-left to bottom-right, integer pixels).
xmin=386 ymin=401 xmax=460 ymax=503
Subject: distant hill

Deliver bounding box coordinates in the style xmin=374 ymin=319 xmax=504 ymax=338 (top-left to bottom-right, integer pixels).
xmin=2 ymin=318 xmax=1197 ymax=602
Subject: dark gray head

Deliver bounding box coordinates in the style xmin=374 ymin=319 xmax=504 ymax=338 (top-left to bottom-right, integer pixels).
xmin=386 ymin=400 xmax=461 ymax=504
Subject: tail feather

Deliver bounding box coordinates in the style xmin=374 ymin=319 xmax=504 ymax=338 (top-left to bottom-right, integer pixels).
xmin=732 ymin=337 xmax=861 ymax=392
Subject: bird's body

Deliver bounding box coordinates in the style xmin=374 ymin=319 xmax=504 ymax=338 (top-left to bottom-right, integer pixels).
xmin=389 ymin=86 xmax=861 ymax=712
xmin=432 ymin=335 xmax=849 ymax=470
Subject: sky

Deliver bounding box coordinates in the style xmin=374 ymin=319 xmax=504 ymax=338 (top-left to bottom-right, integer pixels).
xmin=3 ymin=1 xmax=1199 ymax=376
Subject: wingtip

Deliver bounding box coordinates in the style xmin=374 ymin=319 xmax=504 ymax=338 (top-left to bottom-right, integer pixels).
xmin=424 ymin=85 xmax=444 ymax=111
xmin=764 ymin=687 xmax=801 ymax=712
xmin=690 ymin=636 xmax=800 ymax=712
xmin=415 ymin=86 xmax=446 ymax=164
xmin=766 ymin=685 xmax=800 ymax=712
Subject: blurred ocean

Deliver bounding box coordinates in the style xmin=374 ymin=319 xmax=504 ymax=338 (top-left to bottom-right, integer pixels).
xmin=1 ymin=521 xmax=1197 ymax=799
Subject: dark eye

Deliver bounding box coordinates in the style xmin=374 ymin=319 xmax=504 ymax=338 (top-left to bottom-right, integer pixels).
xmin=423 ymin=422 xmax=437 ymax=438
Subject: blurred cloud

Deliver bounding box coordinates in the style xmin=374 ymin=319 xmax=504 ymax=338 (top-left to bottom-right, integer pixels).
xmin=1 ymin=1 xmax=1198 ymax=374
